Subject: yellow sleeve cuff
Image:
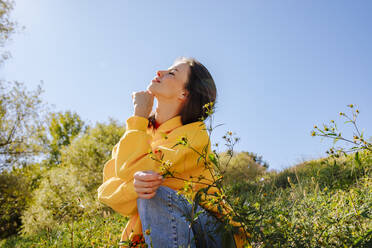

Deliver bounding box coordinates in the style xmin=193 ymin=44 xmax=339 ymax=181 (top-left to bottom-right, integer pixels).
xmin=126 ymin=116 xmax=149 ymax=131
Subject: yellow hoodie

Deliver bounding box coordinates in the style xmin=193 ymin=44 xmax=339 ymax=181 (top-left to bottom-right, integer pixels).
xmin=97 ymin=115 xmax=248 ymax=247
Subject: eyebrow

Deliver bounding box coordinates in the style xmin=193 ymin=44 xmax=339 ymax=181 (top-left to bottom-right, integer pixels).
xmin=168 ymin=68 xmax=179 ymax=73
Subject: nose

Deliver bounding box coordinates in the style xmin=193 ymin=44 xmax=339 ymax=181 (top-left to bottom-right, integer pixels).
xmin=156 ymin=71 xmax=162 ymax=77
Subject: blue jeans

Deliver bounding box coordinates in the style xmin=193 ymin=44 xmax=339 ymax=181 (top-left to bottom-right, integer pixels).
xmin=137 ymin=185 xmax=236 ymax=248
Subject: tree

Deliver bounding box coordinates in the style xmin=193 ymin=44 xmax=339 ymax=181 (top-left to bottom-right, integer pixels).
xmin=0 ymin=81 xmax=49 ymax=171
xmin=43 ymin=110 xmax=87 ymax=167
xmin=20 ymin=118 xmax=125 ymax=235
xmin=0 ymin=162 xmax=43 ymax=238
xmin=0 ymin=0 xmax=22 ymax=66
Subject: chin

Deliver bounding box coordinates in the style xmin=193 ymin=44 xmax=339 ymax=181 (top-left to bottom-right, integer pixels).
xmin=147 ymin=84 xmax=159 ymax=97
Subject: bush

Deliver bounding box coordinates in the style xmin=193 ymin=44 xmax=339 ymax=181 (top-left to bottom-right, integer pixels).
xmin=218 ymin=151 xmax=267 ymax=185
xmin=226 ymin=150 xmax=372 ymax=247
xmin=20 ymin=164 xmax=101 ymax=235
xmin=19 ymin=118 xmax=125 ymax=236
xmin=1 ymin=212 xmax=128 ymax=248
xmin=0 ymin=163 xmax=43 ymax=239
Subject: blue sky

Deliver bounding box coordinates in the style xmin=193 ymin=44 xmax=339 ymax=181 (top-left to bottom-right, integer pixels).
xmin=2 ymin=0 xmax=371 ymax=170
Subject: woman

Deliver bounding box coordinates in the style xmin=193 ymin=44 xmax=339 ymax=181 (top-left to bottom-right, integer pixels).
xmin=97 ymin=57 xmax=246 ymax=247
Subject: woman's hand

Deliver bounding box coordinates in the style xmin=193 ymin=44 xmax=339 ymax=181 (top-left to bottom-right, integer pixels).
xmin=133 ymin=170 xmax=163 ymax=199
xmin=131 ymin=90 xmax=154 ymax=118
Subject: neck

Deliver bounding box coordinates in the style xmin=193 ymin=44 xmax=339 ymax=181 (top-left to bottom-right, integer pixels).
xmin=154 ymin=98 xmax=182 ymax=126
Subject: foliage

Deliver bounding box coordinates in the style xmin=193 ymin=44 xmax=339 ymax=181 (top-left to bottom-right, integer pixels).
xmin=269 ymin=149 xmax=371 ymax=191
xmin=226 ymin=149 xmax=371 ymax=247
xmin=0 ymin=81 xmax=49 ymax=170
xmin=0 ymin=162 xmax=44 ymax=238
xmin=19 ymin=118 xmax=125 ymax=236
xmin=134 ymin=102 xmax=372 ymax=247
xmin=41 ymin=110 xmax=87 ymax=167
xmin=311 ymin=104 xmax=372 ymax=156
xmin=218 ymin=151 xmax=267 ymax=186
xmin=0 ymin=0 xmax=23 ymax=65
xmin=20 ymin=164 xmax=98 ymax=236
xmin=1 ymin=102 xmax=371 ymax=247
xmin=59 ymin=118 xmax=125 ymax=192
xmin=0 ymin=212 xmax=128 ymax=248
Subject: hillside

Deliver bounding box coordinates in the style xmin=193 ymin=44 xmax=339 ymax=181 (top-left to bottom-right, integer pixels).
xmin=1 ymin=149 xmax=370 ymax=247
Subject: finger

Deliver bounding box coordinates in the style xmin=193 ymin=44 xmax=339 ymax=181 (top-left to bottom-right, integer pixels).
xmin=143 ymin=170 xmax=162 ymax=178
xmin=137 ymin=191 xmax=156 ymax=199
xmin=135 ymin=186 xmax=157 ymax=193
xmin=151 ymin=183 xmax=162 ymax=192
xmin=134 ymin=172 xmax=159 ymax=182
xmin=134 ymin=178 xmax=163 ymax=188
xmin=134 ymin=171 xmax=162 ymax=182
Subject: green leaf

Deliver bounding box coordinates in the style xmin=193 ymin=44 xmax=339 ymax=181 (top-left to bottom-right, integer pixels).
xmin=354 ymin=151 xmax=361 ymax=166
xmin=208 ymin=153 xmax=218 ymax=166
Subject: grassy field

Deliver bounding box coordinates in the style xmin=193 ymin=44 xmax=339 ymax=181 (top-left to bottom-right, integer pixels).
xmin=1 ymin=150 xmax=371 ymax=248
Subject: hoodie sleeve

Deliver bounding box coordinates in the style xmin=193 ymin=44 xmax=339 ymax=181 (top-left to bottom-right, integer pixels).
xmin=97 ymin=116 xmax=163 ymax=216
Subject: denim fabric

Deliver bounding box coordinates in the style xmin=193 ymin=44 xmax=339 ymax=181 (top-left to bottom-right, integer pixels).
xmin=137 ymin=185 xmax=236 ymax=248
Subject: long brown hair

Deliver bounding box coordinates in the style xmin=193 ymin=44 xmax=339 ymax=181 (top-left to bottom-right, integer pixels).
xmin=148 ymin=56 xmax=217 ymax=127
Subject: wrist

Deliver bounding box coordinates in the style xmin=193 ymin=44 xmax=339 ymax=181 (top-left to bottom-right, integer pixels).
xmin=133 ymin=111 xmax=149 ymax=118
xmin=134 ymin=106 xmax=150 ymax=118
xmin=126 ymin=116 xmax=149 ymax=131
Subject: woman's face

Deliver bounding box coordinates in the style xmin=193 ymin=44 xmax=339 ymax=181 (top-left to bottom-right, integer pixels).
xmin=147 ymin=62 xmax=190 ymax=101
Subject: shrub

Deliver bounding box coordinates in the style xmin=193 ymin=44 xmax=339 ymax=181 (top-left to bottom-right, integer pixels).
xmin=0 ymin=163 xmax=43 ymax=239
xmin=218 ymin=151 xmax=267 ymax=186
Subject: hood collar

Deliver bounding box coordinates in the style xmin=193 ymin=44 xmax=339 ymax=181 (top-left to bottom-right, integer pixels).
xmin=152 ymin=115 xmax=183 ymax=134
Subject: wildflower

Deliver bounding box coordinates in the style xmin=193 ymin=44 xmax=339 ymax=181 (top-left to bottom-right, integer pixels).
xmin=356 ymin=109 xmax=359 ymax=114
xmin=339 ymin=112 xmax=344 ymax=116
xmin=130 ymin=234 xmax=145 ymax=247
xmin=314 ymin=125 xmax=318 ymax=129
xmin=203 ymin=103 xmax=210 ymax=108
xmin=330 ymin=120 xmax=334 ymax=123
xmin=145 ymin=229 xmax=151 ymax=235
xmin=347 ymin=104 xmax=354 ymax=108
xmin=311 ymin=131 xmax=316 ymax=136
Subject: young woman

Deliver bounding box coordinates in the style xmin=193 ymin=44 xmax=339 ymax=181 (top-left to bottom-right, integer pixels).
xmin=97 ymin=57 xmax=246 ymax=247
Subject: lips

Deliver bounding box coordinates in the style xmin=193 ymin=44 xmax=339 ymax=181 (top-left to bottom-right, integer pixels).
xmin=152 ymin=77 xmax=161 ymax=83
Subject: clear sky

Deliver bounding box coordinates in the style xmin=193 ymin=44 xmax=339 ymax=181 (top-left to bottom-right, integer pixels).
xmin=1 ymin=0 xmax=371 ymax=170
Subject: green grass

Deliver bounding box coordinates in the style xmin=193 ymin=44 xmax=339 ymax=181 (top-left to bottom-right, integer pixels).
xmin=0 ymin=212 xmax=128 ymax=248
xmin=1 ymin=150 xmax=371 ymax=247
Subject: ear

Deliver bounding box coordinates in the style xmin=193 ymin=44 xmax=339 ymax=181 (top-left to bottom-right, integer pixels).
xmin=177 ymin=90 xmax=188 ymax=102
